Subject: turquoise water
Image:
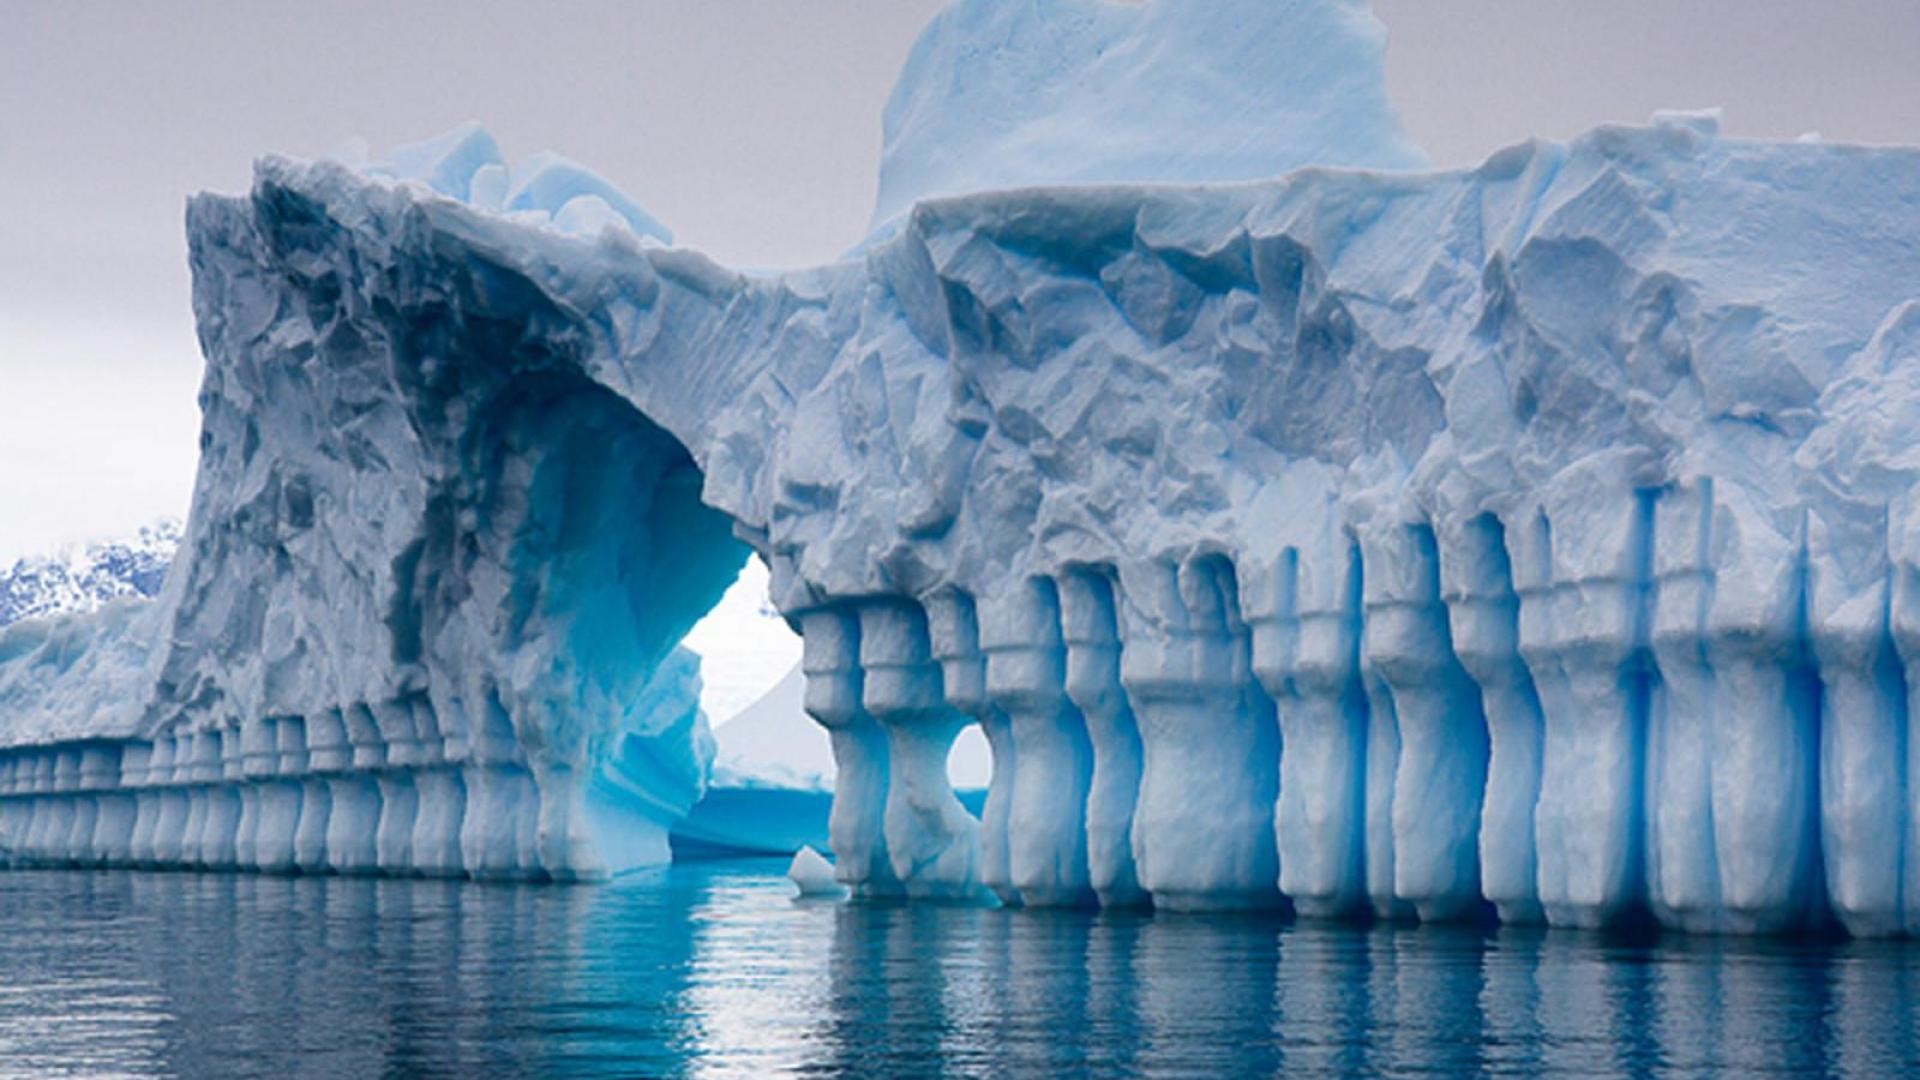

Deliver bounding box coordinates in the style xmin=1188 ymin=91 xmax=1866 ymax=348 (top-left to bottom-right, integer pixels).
xmin=0 ymin=862 xmax=1913 ymax=1077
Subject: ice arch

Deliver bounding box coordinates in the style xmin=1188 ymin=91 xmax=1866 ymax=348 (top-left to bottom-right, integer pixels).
xmin=0 ymin=170 xmax=756 ymax=881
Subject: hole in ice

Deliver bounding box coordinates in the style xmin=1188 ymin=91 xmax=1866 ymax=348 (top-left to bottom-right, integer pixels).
xmin=948 ymin=724 xmax=991 ymax=795
xmin=682 ymin=559 xmax=802 ymax=725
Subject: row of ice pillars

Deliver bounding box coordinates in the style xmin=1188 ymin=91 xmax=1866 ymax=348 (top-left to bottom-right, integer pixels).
xmin=0 ymin=692 xmax=604 ymax=882
xmin=792 ymin=480 xmax=1920 ymax=933
xmin=0 ymin=478 xmax=1908 ymax=934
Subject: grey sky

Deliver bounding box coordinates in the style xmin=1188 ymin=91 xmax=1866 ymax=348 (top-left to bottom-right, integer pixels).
xmin=3 ymin=0 xmax=1917 ymax=561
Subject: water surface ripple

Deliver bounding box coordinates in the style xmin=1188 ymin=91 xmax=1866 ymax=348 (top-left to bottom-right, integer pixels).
xmin=0 ymin=863 xmax=1913 ymax=1077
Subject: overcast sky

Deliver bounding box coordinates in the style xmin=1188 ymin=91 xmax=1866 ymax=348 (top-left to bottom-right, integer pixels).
xmin=3 ymin=0 xmax=1918 ymax=563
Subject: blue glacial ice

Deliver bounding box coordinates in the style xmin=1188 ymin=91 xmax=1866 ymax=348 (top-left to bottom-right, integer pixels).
xmin=5 ymin=0 xmax=1920 ymax=936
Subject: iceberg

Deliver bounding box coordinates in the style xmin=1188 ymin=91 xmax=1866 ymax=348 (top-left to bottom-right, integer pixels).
xmin=787 ymin=844 xmax=845 ymax=899
xmin=6 ymin=0 xmax=1920 ymax=936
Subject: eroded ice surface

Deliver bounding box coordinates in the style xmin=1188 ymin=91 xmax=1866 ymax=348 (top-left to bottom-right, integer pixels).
xmin=5 ymin=0 xmax=1920 ymax=934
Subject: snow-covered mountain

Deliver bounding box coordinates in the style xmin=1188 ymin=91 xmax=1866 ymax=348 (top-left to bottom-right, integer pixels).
xmin=0 ymin=522 xmax=180 ymax=627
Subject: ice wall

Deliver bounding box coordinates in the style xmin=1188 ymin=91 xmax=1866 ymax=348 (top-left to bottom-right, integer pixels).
xmin=5 ymin=0 xmax=1920 ymax=937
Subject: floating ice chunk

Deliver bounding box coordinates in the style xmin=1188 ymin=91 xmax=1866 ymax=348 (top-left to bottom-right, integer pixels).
xmin=787 ymin=844 xmax=845 ymax=899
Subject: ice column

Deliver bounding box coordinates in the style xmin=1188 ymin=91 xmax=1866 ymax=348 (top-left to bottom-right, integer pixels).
xmin=1118 ymin=557 xmax=1280 ymax=910
xmin=1809 ymin=510 xmax=1909 ymax=936
xmin=200 ymin=728 xmax=241 ymax=869
xmin=859 ymin=600 xmax=980 ymax=898
xmin=6 ymin=755 xmax=24 ymax=862
xmin=530 ymin=758 xmax=593 ymax=882
xmin=410 ymin=698 xmax=467 ymax=877
xmin=1250 ymin=542 xmax=1368 ymax=918
xmin=19 ymin=753 xmax=44 ymax=863
xmin=1649 ymin=482 xmax=1821 ymax=933
xmin=1701 ymin=508 xmax=1819 ymax=933
xmin=149 ymin=734 xmax=190 ymax=866
xmin=233 ymin=720 xmax=273 ymax=869
xmin=42 ymin=749 xmax=79 ymax=866
xmin=10 ymin=754 xmax=38 ymax=863
xmin=56 ymin=751 xmax=86 ymax=865
xmin=1515 ymin=486 xmax=1653 ymax=928
xmin=0 ymin=755 xmax=24 ymax=861
xmin=96 ymin=743 xmax=143 ymax=867
xmin=1059 ymin=568 xmax=1146 ymax=907
xmin=1362 ymin=524 xmax=1487 ymax=922
xmin=256 ymin=718 xmax=305 ymax=873
xmin=28 ymin=752 xmax=59 ymax=864
xmin=3 ymin=756 xmax=22 ymax=859
xmin=325 ymin=707 xmax=383 ymax=873
xmin=7 ymin=754 xmax=39 ymax=863
xmin=75 ymin=745 xmax=122 ymax=866
xmin=1646 ymin=481 xmax=1724 ymax=930
xmin=373 ymin=700 xmax=421 ymax=873
xmin=802 ymin=608 xmax=900 ymax=897
xmin=198 ymin=726 xmax=240 ymax=860
xmin=27 ymin=753 xmax=55 ymax=864
xmin=18 ymin=753 xmax=48 ymax=864
xmin=297 ymin=710 xmax=347 ymax=872
xmin=130 ymin=738 xmax=167 ymax=865
xmin=177 ymin=731 xmax=211 ymax=867
xmin=63 ymin=749 xmax=92 ymax=865
xmin=1882 ymin=525 xmax=1920 ymax=936
xmin=983 ymin=578 xmax=1095 ymax=907
xmin=459 ymin=692 xmax=538 ymax=879
xmin=927 ymin=591 xmax=1020 ymax=905
xmin=1439 ymin=515 xmax=1544 ymax=924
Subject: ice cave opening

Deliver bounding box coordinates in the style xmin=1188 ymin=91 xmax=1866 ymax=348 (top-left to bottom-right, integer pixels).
xmin=481 ymin=370 xmax=995 ymax=876
xmin=462 ymin=372 xmax=759 ymax=878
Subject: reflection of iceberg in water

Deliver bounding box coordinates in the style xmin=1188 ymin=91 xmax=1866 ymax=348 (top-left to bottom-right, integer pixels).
xmin=1 ymin=867 xmax=1917 ymax=1074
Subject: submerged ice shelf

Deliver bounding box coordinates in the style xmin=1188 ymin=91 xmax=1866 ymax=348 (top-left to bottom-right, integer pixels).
xmin=6 ymin=0 xmax=1920 ymax=936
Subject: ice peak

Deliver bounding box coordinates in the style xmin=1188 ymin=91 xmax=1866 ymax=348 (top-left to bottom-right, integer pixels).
xmin=871 ymin=0 xmax=1428 ymax=230
xmin=353 ymin=123 xmax=671 ymax=244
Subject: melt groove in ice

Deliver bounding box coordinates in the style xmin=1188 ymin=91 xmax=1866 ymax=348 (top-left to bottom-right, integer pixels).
xmin=5 ymin=0 xmax=1920 ymax=937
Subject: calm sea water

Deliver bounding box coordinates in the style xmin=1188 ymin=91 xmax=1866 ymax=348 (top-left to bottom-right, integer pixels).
xmin=0 ymin=861 xmax=1913 ymax=1078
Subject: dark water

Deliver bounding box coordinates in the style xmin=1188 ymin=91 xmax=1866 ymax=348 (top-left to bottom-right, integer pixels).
xmin=0 ymin=863 xmax=1914 ymax=1078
